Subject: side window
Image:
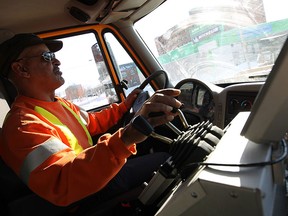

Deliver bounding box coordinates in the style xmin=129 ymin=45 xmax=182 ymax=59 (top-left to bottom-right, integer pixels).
xmin=103 ymin=32 xmax=149 ymax=95
xmin=55 ymin=32 xmax=119 ymax=110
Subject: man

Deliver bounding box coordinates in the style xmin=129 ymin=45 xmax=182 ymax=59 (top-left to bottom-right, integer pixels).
xmin=0 ymin=33 xmax=181 ymax=208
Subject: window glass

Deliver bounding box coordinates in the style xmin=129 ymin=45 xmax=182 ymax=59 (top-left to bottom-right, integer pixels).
xmin=135 ymin=0 xmax=288 ymax=85
xmin=55 ymin=32 xmax=119 ymax=110
xmin=103 ymin=32 xmax=152 ymax=95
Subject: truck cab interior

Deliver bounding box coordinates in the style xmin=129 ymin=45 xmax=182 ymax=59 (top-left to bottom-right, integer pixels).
xmin=0 ymin=0 xmax=288 ymax=215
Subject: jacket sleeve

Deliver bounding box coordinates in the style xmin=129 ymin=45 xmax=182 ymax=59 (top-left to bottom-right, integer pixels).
xmin=59 ymin=98 xmax=129 ymax=136
xmin=88 ymin=102 xmax=128 ymax=135
xmin=28 ymin=130 xmax=136 ymax=206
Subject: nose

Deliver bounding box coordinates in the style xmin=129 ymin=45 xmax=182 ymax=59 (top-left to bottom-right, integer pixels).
xmin=52 ymin=57 xmax=61 ymax=66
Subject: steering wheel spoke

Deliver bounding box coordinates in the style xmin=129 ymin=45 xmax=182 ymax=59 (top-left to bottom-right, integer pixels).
xmin=132 ymin=70 xmax=169 ymax=114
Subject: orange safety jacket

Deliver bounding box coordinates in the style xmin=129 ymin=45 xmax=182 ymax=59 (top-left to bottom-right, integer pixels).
xmin=0 ymin=95 xmax=137 ymax=206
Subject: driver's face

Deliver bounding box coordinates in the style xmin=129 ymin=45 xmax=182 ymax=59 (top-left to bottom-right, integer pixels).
xmin=16 ymin=44 xmax=65 ymax=91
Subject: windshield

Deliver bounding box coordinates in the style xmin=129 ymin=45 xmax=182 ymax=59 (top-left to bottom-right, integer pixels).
xmin=135 ymin=0 xmax=288 ymax=85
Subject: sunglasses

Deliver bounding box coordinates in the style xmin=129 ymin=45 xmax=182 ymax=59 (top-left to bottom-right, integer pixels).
xmin=16 ymin=51 xmax=56 ymax=62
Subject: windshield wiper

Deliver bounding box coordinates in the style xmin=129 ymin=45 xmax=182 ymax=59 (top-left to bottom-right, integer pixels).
xmin=248 ymin=74 xmax=269 ymax=79
xmin=248 ymin=69 xmax=270 ymax=79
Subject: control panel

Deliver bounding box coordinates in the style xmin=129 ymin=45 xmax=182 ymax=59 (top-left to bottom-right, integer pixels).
xmin=225 ymin=91 xmax=258 ymax=126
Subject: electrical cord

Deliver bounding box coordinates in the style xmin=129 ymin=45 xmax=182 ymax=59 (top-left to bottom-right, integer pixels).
xmin=182 ymin=139 xmax=288 ymax=169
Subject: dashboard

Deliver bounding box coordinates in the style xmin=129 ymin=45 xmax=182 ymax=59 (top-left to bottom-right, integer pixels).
xmin=175 ymin=79 xmax=264 ymax=129
xmin=225 ymin=91 xmax=258 ymax=127
xmin=175 ymin=80 xmax=215 ymax=121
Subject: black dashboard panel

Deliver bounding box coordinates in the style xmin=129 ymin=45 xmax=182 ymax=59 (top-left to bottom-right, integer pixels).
xmin=175 ymin=79 xmax=215 ymax=125
xmin=175 ymin=78 xmax=263 ymax=129
xmin=225 ymin=91 xmax=258 ymax=126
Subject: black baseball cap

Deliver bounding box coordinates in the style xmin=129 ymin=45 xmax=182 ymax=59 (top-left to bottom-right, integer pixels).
xmin=0 ymin=33 xmax=63 ymax=78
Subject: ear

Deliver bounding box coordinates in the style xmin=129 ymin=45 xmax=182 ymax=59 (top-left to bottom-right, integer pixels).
xmin=11 ymin=62 xmax=30 ymax=78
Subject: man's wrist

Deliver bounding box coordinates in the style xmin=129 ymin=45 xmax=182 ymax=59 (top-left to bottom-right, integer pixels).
xmin=121 ymin=124 xmax=134 ymax=147
xmin=121 ymin=123 xmax=146 ymax=147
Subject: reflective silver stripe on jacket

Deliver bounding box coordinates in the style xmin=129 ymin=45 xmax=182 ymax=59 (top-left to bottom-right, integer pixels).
xmin=79 ymin=108 xmax=89 ymax=125
xmin=20 ymin=137 xmax=69 ymax=184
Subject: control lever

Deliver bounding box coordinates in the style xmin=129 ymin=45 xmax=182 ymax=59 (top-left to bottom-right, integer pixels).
xmin=177 ymin=109 xmax=189 ymax=129
xmin=166 ymin=122 xmax=181 ymax=135
xmin=148 ymin=106 xmax=188 ymax=133
xmin=132 ymin=106 xmax=192 ymax=144
xmin=131 ymin=115 xmax=173 ymax=144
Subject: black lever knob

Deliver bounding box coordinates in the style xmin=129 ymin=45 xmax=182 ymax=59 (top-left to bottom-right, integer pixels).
xmin=131 ymin=115 xmax=154 ymax=136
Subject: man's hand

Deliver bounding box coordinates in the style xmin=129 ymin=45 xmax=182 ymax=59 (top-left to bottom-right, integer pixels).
xmin=121 ymin=88 xmax=181 ymax=146
xmin=124 ymin=88 xmax=142 ymax=109
xmin=136 ymin=88 xmax=181 ymax=127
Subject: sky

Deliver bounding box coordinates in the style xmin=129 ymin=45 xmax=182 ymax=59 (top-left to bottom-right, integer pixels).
xmin=263 ymin=0 xmax=288 ymax=21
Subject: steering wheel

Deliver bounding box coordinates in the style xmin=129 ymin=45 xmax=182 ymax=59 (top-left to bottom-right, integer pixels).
xmin=132 ymin=70 xmax=169 ymax=113
xmin=122 ymin=70 xmax=169 ymax=127
xmin=138 ymin=69 xmax=169 ymax=90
